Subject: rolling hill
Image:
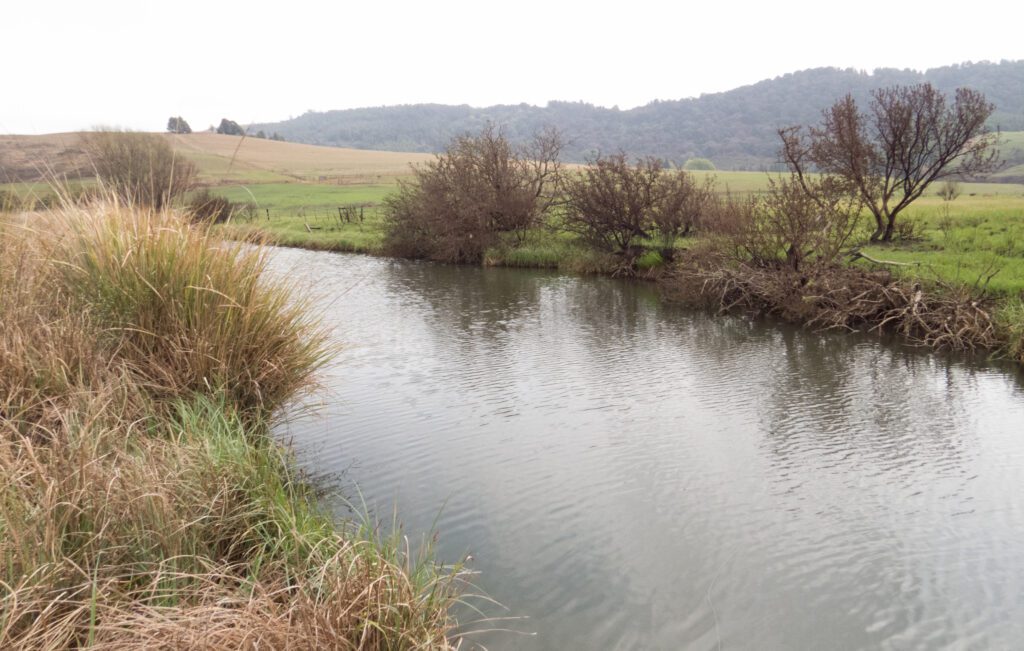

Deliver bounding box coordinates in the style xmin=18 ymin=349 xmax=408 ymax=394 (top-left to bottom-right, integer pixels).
xmin=249 ymin=60 xmax=1024 ymax=170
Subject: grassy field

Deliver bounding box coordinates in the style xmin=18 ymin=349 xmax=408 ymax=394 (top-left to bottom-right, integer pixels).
xmin=168 ymin=132 xmax=434 ymax=184
xmin=858 ymin=193 xmax=1024 ymax=295
xmin=1 ymin=132 xmax=432 ymax=185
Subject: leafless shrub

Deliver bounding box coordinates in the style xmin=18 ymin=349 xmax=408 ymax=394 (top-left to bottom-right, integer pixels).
xmin=186 ymin=189 xmax=234 ymax=223
xmin=80 ymin=130 xmax=197 ymax=209
xmin=384 ymin=125 xmax=563 ymax=263
xmin=560 ymin=153 xmax=712 ymax=263
xmin=702 ymin=175 xmax=862 ymax=271
xmin=649 ymin=170 xmax=715 ymax=260
xmin=938 ymin=179 xmax=962 ymax=202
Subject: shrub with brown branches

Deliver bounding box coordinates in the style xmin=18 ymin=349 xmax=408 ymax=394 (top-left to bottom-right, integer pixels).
xmin=700 ymin=174 xmax=862 ymax=271
xmin=80 ymin=130 xmax=197 ymax=209
xmin=560 ymin=153 xmax=712 ymax=264
xmin=779 ymin=83 xmax=998 ymax=242
xmin=384 ymin=124 xmax=563 ymax=264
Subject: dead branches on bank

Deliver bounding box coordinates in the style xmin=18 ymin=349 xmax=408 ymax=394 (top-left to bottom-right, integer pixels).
xmin=664 ymin=256 xmax=1000 ymax=353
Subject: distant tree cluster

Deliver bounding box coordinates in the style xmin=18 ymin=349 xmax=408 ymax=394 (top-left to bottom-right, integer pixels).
xmin=682 ymin=158 xmax=715 ymax=171
xmin=166 ymin=116 xmax=192 ymax=134
xmin=216 ymin=119 xmax=245 ymax=136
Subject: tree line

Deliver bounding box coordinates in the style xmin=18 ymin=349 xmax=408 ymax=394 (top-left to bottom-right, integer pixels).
xmin=165 ymin=116 xmax=284 ymax=141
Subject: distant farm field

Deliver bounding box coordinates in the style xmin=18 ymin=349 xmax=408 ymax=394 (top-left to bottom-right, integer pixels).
xmin=0 ymin=132 xmax=434 ymax=185
xmin=167 ymin=133 xmax=434 ymax=184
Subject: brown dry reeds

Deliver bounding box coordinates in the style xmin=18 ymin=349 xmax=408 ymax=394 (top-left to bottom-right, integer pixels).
xmin=1 ymin=201 xmax=462 ymax=649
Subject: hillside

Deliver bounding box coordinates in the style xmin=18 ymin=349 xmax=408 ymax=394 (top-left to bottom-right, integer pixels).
xmin=993 ymin=131 xmax=1024 ymax=183
xmin=249 ymin=61 xmax=1024 ymax=170
xmin=0 ymin=132 xmax=434 ymax=184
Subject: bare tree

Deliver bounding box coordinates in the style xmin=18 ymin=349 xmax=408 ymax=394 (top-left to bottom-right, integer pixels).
xmin=780 ymin=83 xmax=999 ymax=242
xmin=649 ymin=171 xmax=714 ymax=260
xmin=80 ymin=130 xmax=196 ymax=209
xmin=560 ymin=154 xmax=662 ymax=259
xmin=938 ymin=179 xmax=961 ymax=202
xmin=384 ymin=125 xmax=563 ymax=263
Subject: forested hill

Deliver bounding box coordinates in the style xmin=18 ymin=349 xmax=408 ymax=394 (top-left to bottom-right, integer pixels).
xmin=251 ymin=61 xmax=1024 ymax=170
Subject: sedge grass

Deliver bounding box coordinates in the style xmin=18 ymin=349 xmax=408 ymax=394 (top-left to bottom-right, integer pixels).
xmin=1 ymin=199 xmax=463 ymax=649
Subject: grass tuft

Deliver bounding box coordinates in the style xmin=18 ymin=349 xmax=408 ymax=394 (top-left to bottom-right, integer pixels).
xmin=1 ymin=199 xmax=462 ymax=649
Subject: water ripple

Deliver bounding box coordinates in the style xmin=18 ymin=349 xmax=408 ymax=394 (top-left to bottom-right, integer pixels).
xmin=269 ymin=249 xmax=1024 ymax=650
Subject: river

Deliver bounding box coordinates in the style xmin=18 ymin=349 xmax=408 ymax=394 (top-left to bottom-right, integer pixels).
xmin=269 ymin=247 xmax=1024 ymax=650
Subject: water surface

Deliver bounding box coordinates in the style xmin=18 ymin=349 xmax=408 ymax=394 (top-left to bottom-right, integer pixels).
xmin=270 ymin=248 xmax=1024 ymax=650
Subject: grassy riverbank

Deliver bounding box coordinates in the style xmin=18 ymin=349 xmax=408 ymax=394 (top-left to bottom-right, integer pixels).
xmin=0 ymin=203 xmax=461 ymax=648
xmin=207 ymin=176 xmax=1024 ymax=365
xmin=212 ymin=177 xmax=1024 ymax=287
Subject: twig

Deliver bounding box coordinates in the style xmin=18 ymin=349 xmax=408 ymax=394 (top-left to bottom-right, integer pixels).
xmin=848 ymin=249 xmax=920 ymax=267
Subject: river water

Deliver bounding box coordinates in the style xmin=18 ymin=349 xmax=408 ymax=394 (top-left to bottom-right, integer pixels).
xmin=269 ymin=248 xmax=1024 ymax=650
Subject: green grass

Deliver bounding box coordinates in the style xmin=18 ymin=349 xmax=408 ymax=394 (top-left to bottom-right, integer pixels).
xmin=857 ymin=193 xmax=1024 ymax=295
xmin=211 ymin=182 xmax=397 ymax=215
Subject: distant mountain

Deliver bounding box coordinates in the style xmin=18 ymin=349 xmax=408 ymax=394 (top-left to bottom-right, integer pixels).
xmin=250 ymin=61 xmax=1024 ymax=170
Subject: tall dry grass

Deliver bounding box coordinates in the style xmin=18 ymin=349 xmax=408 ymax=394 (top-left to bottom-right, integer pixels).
xmin=0 ymin=201 xmax=462 ymax=649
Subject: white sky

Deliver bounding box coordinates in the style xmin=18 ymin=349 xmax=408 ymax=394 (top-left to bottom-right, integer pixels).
xmin=2 ymin=0 xmax=1022 ymax=134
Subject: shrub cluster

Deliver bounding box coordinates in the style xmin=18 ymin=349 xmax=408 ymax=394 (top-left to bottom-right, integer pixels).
xmin=561 ymin=153 xmax=713 ymax=264
xmin=384 ymin=125 xmax=562 ymax=263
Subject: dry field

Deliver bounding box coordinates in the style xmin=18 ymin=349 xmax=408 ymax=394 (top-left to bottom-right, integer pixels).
xmin=1 ymin=132 xmax=435 ymax=184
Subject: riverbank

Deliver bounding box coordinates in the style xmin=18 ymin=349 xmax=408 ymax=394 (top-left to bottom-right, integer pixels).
xmin=0 ymin=204 xmax=460 ymax=648
xmin=218 ymin=188 xmax=1024 ymax=366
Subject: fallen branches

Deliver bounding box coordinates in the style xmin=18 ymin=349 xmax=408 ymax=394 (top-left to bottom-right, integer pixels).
xmin=662 ymin=254 xmax=1000 ymax=353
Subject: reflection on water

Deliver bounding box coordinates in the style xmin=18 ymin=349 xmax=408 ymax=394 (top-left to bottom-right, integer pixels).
xmin=270 ymin=248 xmax=1024 ymax=650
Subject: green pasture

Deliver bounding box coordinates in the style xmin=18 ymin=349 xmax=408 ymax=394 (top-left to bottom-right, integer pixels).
xmin=208 ymin=176 xmax=1024 ymax=292
xmin=213 ymin=183 xmax=396 ymax=253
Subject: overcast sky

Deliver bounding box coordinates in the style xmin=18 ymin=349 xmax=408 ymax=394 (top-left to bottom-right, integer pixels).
xmin=2 ymin=0 xmax=1022 ymax=134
